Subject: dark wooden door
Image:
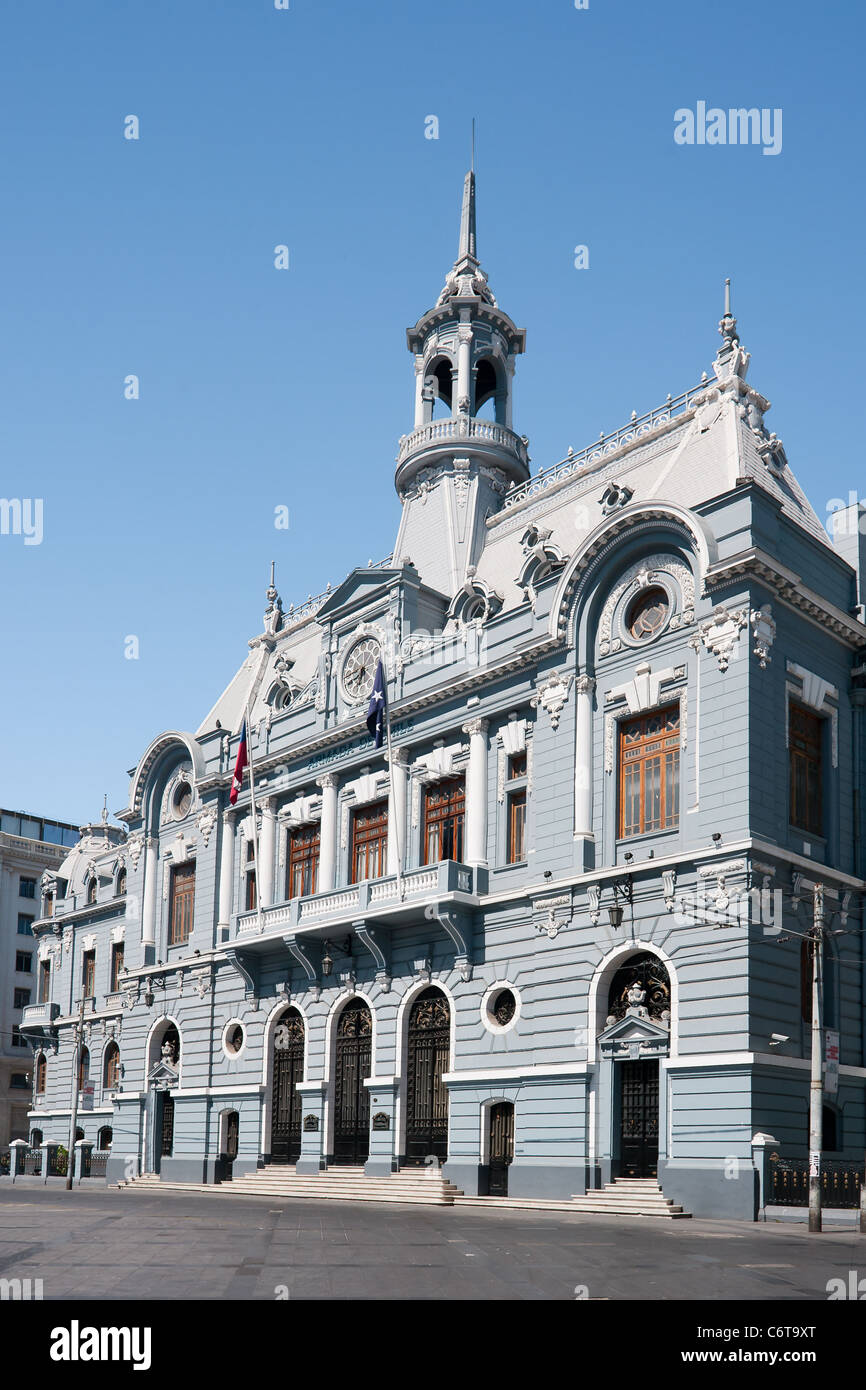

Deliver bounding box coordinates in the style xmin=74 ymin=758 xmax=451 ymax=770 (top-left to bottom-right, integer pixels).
xmin=620 ymin=1060 xmax=659 ymax=1178
xmin=271 ymin=1009 xmax=305 ymax=1164
xmin=333 ymin=1000 xmax=372 ymax=1164
xmin=405 ymin=988 xmax=450 ymax=1165
xmin=488 ymin=1102 xmax=514 ymax=1196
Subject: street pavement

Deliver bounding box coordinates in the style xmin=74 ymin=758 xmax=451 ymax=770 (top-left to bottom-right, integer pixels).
xmin=0 ymin=1183 xmax=862 ymax=1301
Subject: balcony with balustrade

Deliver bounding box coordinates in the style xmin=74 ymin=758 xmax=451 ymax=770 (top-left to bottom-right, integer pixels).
xmin=19 ymin=1000 xmax=60 ymax=1042
xmin=395 ymin=415 xmax=530 ymax=494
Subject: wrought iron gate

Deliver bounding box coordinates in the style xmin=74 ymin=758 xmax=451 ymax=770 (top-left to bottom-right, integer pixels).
xmin=619 ymin=1059 xmax=659 ymax=1178
xmin=488 ymin=1102 xmax=514 ymax=1196
xmin=160 ymin=1093 xmax=175 ymax=1161
xmin=405 ymin=988 xmax=450 ymax=1165
xmin=333 ymin=999 xmax=372 ymax=1164
xmin=271 ymin=1009 xmax=305 ymax=1163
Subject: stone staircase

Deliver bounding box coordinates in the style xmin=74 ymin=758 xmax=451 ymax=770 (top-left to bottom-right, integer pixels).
xmin=119 ymin=1165 xmax=463 ymax=1207
xmin=457 ymin=1177 xmax=691 ymax=1218
xmin=118 ymin=1171 xmax=688 ymax=1217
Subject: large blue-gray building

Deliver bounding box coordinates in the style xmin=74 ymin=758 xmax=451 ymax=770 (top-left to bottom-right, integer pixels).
xmin=21 ymin=173 xmax=866 ymax=1218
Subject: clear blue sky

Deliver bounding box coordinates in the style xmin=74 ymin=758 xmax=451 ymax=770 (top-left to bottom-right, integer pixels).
xmin=1 ymin=0 xmax=864 ymax=827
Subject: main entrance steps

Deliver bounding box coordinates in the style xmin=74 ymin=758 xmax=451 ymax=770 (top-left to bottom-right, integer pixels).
xmin=456 ymin=1178 xmax=691 ymax=1218
xmin=118 ymin=1166 xmax=463 ymax=1207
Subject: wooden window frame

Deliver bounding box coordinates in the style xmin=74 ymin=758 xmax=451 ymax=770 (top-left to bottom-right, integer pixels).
xmin=35 ymin=1053 xmax=46 ymax=1095
xmin=110 ymin=943 xmax=124 ymax=992
xmin=422 ymin=776 xmax=466 ymax=866
xmin=350 ymin=799 xmax=389 ymax=884
xmin=288 ymin=824 xmax=320 ymax=898
xmin=618 ymin=702 xmax=681 ymax=840
xmin=82 ymin=950 xmax=96 ymax=999
xmin=789 ymin=701 xmax=823 ymax=836
xmin=38 ymin=959 xmax=51 ymax=1004
xmin=506 ymin=789 xmax=527 ymax=864
xmin=169 ymin=863 xmax=195 ymax=946
xmin=104 ymin=1044 xmax=121 ymax=1091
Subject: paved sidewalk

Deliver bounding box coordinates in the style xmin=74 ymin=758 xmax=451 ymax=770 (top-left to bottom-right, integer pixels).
xmin=1 ymin=1182 xmax=863 ymax=1300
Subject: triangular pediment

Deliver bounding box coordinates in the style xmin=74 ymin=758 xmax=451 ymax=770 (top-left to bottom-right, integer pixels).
xmin=598 ymin=1011 xmax=670 ymax=1050
xmin=315 ymin=568 xmax=402 ymax=623
xmin=147 ymin=1058 xmax=179 ymax=1087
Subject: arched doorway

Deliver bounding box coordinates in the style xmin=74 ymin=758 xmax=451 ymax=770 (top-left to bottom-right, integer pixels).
xmin=605 ymin=953 xmax=670 ymax=1179
xmin=270 ymin=1008 xmax=305 ymax=1164
xmin=405 ymin=987 xmax=450 ymax=1165
xmin=488 ymin=1102 xmax=514 ymax=1196
xmin=333 ymin=998 xmax=372 ymax=1165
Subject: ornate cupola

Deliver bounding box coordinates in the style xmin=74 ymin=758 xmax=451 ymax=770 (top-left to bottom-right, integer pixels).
xmin=393 ymin=170 xmax=528 ymax=596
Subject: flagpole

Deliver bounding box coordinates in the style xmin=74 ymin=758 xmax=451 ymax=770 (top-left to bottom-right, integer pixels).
xmin=245 ymin=701 xmax=264 ymax=933
xmin=383 ymin=662 xmax=405 ymax=902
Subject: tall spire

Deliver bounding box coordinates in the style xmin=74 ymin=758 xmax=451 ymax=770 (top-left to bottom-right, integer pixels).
xmin=456 ymin=168 xmax=478 ymax=271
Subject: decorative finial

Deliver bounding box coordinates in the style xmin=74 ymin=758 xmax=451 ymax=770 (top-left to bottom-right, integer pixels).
xmin=101 ymin=794 xmax=108 ymax=825
xmin=718 ymin=276 xmax=738 ymax=347
xmin=264 ymin=563 xmax=283 ymax=637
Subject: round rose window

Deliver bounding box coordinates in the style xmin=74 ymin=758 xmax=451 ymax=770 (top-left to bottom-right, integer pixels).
xmin=626 ymin=587 xmax=669 ymax=641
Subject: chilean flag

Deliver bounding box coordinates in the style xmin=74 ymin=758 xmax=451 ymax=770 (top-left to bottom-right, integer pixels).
xmin=230 ymin=719 xmax=248 ymax=805
xmin=366 ymin=660 xmax=387 ymax=749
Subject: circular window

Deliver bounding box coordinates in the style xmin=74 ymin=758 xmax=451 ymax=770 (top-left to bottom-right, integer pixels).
xmin=626 ymin=587 xmax=670 ymax=641
xmin=341 ymin=636 xmax=382 ymax=703
xmin=481 ymin=983 xmax=520 ymax=1034
xmin=224 ymin=1023 xmax=245 ymax=1055
xmin=172 ymin=782 xmax=193 ymax=819
xmin=490 ymin=989 xmax=516 ymax=1026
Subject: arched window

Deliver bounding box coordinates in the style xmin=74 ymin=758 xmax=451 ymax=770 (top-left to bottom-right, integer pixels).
xmin=474 ymin=356 xmax=502 ymax=421
xmin=104 ymin=1042 xmax=121 ymax=1090
xmin=424 ymin=357 xmax=453 ymax=419
xmin=155 ymin=1024 xmax=180 ymax=1068
xmin=77 ymin=1046 xmax=90 ymax=1091
xmin=116 ymin=868 xmax=127 ymax=896
xmin=30 ymin=1128 xmax=43 ymax=1147
xmin=606 ymin=953 xmax=671 ymax=1026
xmin=35 ymin=1053 xmax=47 ymax=1094
xmin=86 ymin=877 xmax=97 ymax=905
xmin=98 ymin=1126 xmax=113 ymax=1151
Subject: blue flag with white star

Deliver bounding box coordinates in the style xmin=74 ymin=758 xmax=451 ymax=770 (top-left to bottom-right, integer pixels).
xmin=366 ymin=660 xmax=387 ymax=748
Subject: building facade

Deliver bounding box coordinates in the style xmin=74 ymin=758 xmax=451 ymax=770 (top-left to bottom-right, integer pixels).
xmin=1 ymin=809 xmax=78 ymax=1146
xmin=22 ymin=174 xmax=866 ymax=1218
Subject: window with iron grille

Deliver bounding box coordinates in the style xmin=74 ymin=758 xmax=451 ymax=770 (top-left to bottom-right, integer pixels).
xmin=422 ymin=777 xmax=465 ymax=865
xmin=618 ymin=703 xmax=680 ymax=838
xmin=82 ymin=950 xmax=96 ymax=999
xmin=351 ymin=800 xmax=388 ymax=883
xmin=789 ymin=702 xmax=823 ymax=835
xmin=288 ymin=824 xmax=319 ymax=898
xmin=169 ymin=863 xmax=195 ymax=945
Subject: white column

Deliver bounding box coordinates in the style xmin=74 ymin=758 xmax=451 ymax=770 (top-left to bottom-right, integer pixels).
xmin=217 ymin=810 xmax=235 ymax=931
xmin=462 ymin=718 xmax=489 ymax=866
xmin=386 ymin=748 xmax=409 ymax=876
xmin=574 ymin=675 xmax=596 ymax=840
xmin=414 ymin=354 xmax=426 ymax=428
xmin=504 ymin=356 xmax=515 ymax=429
xmin=317 ymin=773 xmax=339 ymax=892
xmin=259 ymin=797 xmax=277 ymax=907
xmin=141 ymin=836 xmax=158 ymax=949
xmin=456 ymin=325 xmax=473 ymax=414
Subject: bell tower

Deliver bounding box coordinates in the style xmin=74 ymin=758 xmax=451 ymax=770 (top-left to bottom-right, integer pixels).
xmin=393 ymin=169 xmax=528 ymax=596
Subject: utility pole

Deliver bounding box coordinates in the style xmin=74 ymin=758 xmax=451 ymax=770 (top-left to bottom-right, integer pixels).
xmin=808 ymin=884 xmax=825 ymax=1233
xmin=65 ymin=994 xmax=85 ymax=1191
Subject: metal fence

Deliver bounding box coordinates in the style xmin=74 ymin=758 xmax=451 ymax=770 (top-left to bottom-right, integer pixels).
xmin=22 ymin=1147 xmax=42 ymax=1176
xmin=770 ymin=1158 xmax=863 ymax=1210
xmin=83 ymin=1150 xmax=110 ymax=1178
xmin=0 ymin=1148 xmax=9 ymax=1176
